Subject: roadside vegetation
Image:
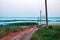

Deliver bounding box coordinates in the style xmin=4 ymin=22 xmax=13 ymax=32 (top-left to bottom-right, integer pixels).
xmin=30 ymin=25 xmax=60 ymax=40
xmin=0 ymin=24 xmax=34 ymax=38
xmin=0 ymin=24 xmax=60 ymax=40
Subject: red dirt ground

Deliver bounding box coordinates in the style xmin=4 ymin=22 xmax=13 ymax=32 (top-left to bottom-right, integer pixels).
xmin=0 ymin=28 xmax=32 ymax=40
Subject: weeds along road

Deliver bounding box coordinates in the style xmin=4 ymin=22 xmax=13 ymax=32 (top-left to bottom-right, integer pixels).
xmin=1 ymin=25 xmax=38 ymax=40
xmin=11 ymin=26 xmax=38 ymax=40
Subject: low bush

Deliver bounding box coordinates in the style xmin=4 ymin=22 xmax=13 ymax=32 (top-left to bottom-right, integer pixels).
xmin=48 ymin=25 xmax=53 ymax=29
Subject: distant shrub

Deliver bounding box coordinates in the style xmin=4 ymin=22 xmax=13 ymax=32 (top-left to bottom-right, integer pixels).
xmin=48 ymin=25 xmax=53 ymax=29
xmin=0 ymin=25 xmax=4 ymax=27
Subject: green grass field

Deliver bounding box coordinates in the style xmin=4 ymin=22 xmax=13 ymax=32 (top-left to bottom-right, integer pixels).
xmin=30 ymin=25 xmax=60 ymax=40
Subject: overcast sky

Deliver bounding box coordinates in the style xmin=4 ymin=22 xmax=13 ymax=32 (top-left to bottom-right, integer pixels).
xmin=0 ymin=0 xmax=60 ymax=17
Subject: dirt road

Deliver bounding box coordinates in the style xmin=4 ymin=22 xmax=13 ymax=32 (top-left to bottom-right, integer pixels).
xmin=11 ymin=26 xmax=38 ymax=40
xmin=1 ymin=26 xmax=38 ymax=40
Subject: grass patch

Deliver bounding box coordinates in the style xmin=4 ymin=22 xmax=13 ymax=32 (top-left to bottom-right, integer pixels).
xmin=30 ymin=25 xmax=60 ymax=40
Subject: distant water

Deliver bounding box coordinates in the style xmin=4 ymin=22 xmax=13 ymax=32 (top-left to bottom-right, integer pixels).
xmin=0 ymin=17 xmax=60 ymax=25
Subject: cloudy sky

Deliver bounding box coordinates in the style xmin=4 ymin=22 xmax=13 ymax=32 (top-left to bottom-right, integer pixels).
xmin=0 ymin=0 xmax=60 ymax=17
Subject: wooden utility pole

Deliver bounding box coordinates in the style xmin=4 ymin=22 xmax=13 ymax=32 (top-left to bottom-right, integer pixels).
xmin=37 ymin=16 xmax=39 ymax=25
xmin=40 ymin=10 xmax=42 ymax=25
xmin=45 ymin=0 xmax=48 ymax=29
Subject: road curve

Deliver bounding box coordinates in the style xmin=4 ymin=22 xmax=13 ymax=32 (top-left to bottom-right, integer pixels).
xmin=11 ymin=26 xmax=38 ymax=40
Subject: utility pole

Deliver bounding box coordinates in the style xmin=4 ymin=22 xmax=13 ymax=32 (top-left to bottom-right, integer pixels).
xmin=37 ymin=16 xmax=39 ymax=25
xmin=45 ymin=0 xmax=48 ymax=29
xmin=40 ymin=10 xmax=42 ymax=26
